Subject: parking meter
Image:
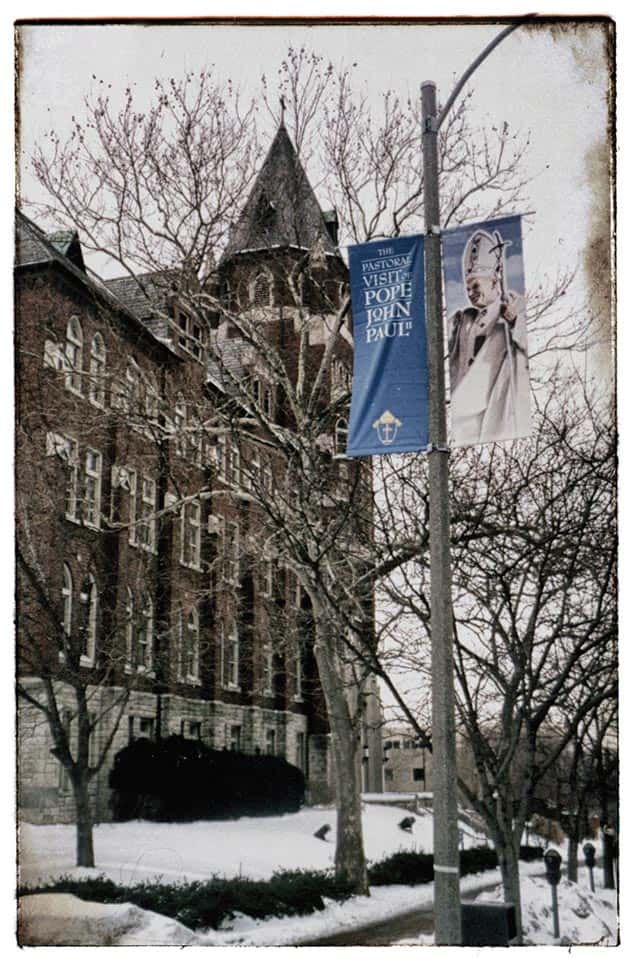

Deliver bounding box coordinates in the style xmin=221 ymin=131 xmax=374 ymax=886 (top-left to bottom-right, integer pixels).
xmin=583 ymin=842 xmax=596 ymax=891
xmin=583 ymin=843 xmax=596 ymax=868
xmin=543 ymin=849 xmax=562 ymax=939
xmin=544 ymin=848 xmax=562 ymax=885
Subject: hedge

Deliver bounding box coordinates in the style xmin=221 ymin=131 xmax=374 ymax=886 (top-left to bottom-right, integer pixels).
xmin=109 ymin=735 xmax=306 ymax=821
xmin=19 ymin=846 xmax=544 ymax=932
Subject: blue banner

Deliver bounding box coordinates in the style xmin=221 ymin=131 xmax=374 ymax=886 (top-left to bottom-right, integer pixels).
xmin=346 ymin=235 xmax=428 ymax=457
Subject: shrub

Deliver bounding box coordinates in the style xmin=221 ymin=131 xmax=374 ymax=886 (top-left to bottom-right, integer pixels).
xmin=109 ymin=735 xmax=306 ymax=821
xmin=368 ymin=851 xmax=434 ymax=886
xmin=18 ymin=869 xmax=356 ymax=932
xmin=368 ymin=844 xmax=544 ymax=886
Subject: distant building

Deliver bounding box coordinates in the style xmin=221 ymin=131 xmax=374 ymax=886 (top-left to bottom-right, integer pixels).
xmin=16 ymin=122 xmax=382 ymax=824
xmin=381 ymin=726 xmax=433 ymax=794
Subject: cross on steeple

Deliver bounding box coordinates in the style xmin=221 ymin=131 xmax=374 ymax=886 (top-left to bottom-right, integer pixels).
xmin=279 ymin=96 xmax=286 ymax=125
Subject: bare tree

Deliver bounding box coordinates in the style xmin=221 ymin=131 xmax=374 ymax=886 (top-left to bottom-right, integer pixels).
xmin=375 ymin=379 xmax=616 ymax=938
xmin=23 ymin=49 xmax=579 ymax=894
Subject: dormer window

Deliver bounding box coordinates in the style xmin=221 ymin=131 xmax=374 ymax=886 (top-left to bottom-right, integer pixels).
xmin=256 ymin=191 xmax=276 ymax=231
xmin=176 ymin=310 xmax=204 ymax=362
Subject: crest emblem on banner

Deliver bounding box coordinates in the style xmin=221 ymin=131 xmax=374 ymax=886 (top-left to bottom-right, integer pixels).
xmin=373 ymin=410 xmax=403 ymax=446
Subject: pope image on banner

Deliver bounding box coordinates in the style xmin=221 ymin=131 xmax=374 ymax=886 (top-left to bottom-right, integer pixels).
xmin=346 ymin=234 xmax=429 ymax=457
xmin=443 ymin=214 xmax=532 ymax=446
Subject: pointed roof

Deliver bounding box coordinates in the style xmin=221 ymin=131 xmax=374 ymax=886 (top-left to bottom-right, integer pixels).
xmin=222 ymin=124 xmax=338 ymax=262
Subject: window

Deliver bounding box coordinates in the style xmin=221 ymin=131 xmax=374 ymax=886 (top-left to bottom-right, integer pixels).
xmin=125 ymin=359 xmax=144 ymax=419
xmin=83 ymin=449 xmax=102 ymax=528
xmin=110 ymin=374 xmax=127 ymax=412
xmin=144 ymin=373 xmax=158 ymax=423
xmin=228 ymin=443 xmax=241 ymax=486
xmin=222 ymin=621 xmax=239 ymax=689
xmin=65 ymin=315 xmax=83 ymax=394
xmin=181 ymin=500 xmax=201 ymax=570
xmin=136 ymin=595 xmax=154 ymax=673
xmin=174 ymin=396 xmax=187 ymax=457
xmin=139 ymin=477 xmax=157 ymax=552
xmin=61 ymin=436 xmax=79 ymax=522
xmin=176 ymin=310 xmax=204 ymax=361
xmin=295 ymin=731 xmax=307 ymax=773
xmin=335 ymin=418 xmax=349 ymax=456
xmin=262 ymin=458 xmax=273 ymax=495
xmin=61 ymin=563 xmax=73 ymax=641
xmin=265 ymin=728 xmax=276 ymax=755
xmin=88 ymin=333 xmax=106 ymax=407
xmin=209 ymin=440 xmax=223 ymax=476
xmin=259 ymin=557 xmax=273 ymax=598
xmin=182 ymin=609 xmax=200 ymax=682
xmin=289 ymin=573 xmax=302 ymax=610
xmin=263 ymin=642 xmax=274 ymax=695
xmin=227 ymin=723 xmax=242 ymax=751
xmin=125 ymin=588 xmax=134 ymax=671
xmin=79 ymin=574 xmax=97 ymax=665
xmin=253 ymin=271 xmax=272 ymax=307
xmin=224 ymin=520 xmax=240 ymax=583
xmin=189 ymin=416 xmax=203 ymax=467
xmin=413 ymin=767 xmax=425 ymax=782
xmin=263 ymin=384 xmax=274 ymax=419
xmin=43 ymin=338 xmax=64 ymax=371
xmin=127 ymin=469 xmax=138 ymax=546
xmin=331 ymin=357 xmax=351 ymax=399
xmin=181 ymin=720 xmax=202 ymax=740
xmin=129 ymin=716 xmax=154 ymax=742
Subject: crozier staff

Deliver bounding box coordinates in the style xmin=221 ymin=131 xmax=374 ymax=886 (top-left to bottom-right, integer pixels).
xmin=448 ymin=228 xmax=531 ymax=444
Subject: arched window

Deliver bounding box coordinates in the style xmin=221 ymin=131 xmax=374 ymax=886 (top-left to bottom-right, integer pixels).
xmin=61 ymin=563 xmax=73 ymax=640
xmin=65 ymin=316 xmax=83 ymax=394
xmin=80 ymin=574 xmax=97 ymax=664
xmin=89 ymin=333 xmax=106 ymax=407
xmin=335 ymin=417 xmax=349 ymax=456
xmin=185 ymin=609 xmax=200 ymax=681
xmin=252 ymin=271 xmax=272 ymax=308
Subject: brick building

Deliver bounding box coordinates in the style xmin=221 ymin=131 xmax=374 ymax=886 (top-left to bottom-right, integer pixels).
xmin=16 ymin=123 xmax=383 ymax=824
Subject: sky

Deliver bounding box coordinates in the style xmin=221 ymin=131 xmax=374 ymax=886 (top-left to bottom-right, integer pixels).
xmin=17 ymin=18 xmax=611 ymax=342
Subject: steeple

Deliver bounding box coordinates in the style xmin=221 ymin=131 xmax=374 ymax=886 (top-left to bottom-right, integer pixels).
xmin=222 ymin=124 xmax=338 ymax=262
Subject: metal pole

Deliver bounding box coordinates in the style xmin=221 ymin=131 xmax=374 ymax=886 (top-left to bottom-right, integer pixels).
xmin=551 ymin=885 xmax=560 ymax=939
xmin=421 ymin=80 xmax=461 ymax=946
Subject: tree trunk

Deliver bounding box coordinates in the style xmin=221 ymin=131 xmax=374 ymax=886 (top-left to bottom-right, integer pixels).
xmin=312 ymin=613 xmax=369 ymax=895
xmin=333 ymin=732 xmax=369 ymax=892
xmin=567 ymin=833 xmax=578 ymax=882
xmin=73 ymin=774 xmax=95 ymax=868
xmin=602 ymin=829 xmax=615 ymax=889
xmin=493 ymin=827 xmax=523 ymax=944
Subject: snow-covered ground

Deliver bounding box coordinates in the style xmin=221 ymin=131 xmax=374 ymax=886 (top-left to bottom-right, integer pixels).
xmin=18 ymin=802 xmax=618 ymax=947
xmin=18 ymin=802 xmax=484 ymax=887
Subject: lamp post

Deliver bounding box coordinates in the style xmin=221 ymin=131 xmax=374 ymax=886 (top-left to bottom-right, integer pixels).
xmin=420 ymin=18 xmax=528 ymax=945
